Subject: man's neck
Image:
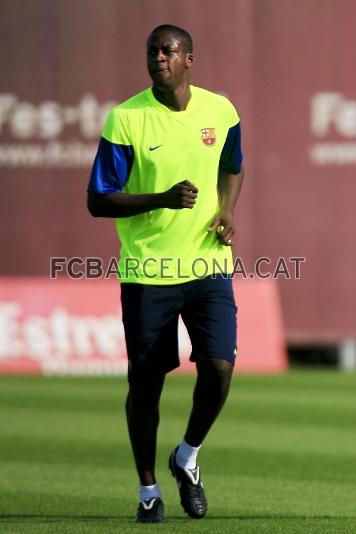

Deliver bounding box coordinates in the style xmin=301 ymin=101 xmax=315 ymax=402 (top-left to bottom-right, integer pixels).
xmin=152 ymin=84 xmax=191 ymax=112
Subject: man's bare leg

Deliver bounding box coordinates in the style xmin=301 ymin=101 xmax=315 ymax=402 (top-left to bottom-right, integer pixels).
xmin=126 ymin=370 xmax=166 ymax=486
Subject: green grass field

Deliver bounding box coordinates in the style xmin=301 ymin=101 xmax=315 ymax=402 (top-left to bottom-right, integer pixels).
xmin=1 ymin=371 xmax=356 ymax=533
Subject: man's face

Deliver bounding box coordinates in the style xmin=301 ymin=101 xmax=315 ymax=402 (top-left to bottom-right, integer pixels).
xmin=147 ymin=31 xmax=193 ymax=91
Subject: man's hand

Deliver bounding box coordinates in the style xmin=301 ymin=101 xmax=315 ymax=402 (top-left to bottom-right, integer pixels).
xmin=208 ymin=209 xmax=235 ymax=246
xmin=87 ymin=180 xmax=198 ymax=218
xmin=162 ymin=180 xmax=198 ymax=209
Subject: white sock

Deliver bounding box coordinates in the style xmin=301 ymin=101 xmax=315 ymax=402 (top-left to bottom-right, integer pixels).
xmin=176 ymin=438 xmax=201 ymax=470
xmin=139 ymin=483 xmax=161 ymax=502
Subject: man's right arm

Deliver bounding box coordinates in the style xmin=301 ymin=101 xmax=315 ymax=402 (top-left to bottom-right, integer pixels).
xmin=87 ymin=180 xmax=198 ymax=218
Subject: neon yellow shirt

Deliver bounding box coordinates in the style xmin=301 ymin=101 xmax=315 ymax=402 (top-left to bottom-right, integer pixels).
xmin=88 ymin=85 xmax=243 ymax=284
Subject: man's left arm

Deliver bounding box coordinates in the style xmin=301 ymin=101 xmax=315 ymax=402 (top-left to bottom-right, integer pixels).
xmin=209 ymin=114 xmax=244 ymax=245
xmin=208 ymin=166 xmax=244 ymax=245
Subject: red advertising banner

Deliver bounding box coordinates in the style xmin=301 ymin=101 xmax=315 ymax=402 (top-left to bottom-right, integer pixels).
xmin=0 ymin=278 xmax=287 ymax=375
xmin=1 ymin=1 xmax=355 ymax=343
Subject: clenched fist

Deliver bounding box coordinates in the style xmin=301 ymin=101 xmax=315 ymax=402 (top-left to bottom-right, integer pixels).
xmin=162 ymin=180 xmax=198 ymax=209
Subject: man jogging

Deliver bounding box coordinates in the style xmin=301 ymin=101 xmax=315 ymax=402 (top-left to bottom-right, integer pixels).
xmin=87 ymin=24 xmax=244 ymax=523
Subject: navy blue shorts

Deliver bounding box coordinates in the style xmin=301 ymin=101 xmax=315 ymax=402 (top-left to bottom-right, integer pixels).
xmin=121 ymin=274 xmax=237 ymax=378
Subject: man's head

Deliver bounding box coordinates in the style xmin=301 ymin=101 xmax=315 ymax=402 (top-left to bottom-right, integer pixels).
xmin=146 ymin=24 xmax=194 ymax=92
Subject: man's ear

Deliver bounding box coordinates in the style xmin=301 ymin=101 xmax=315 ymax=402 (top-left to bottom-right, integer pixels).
xmin=186 ymin=53 xmax=194 ymax=67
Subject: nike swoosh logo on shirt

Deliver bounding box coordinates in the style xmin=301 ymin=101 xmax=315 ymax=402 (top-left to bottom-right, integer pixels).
xmin=149 ymin=144 xmax=163 ymax=151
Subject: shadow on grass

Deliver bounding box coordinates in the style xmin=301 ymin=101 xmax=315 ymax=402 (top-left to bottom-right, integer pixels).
xmin=1 ymin=513 xmax=355 ymax=523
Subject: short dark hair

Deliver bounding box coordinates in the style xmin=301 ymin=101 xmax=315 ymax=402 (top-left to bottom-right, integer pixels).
xmin=148 ymin=24 xmax=193 ymax=53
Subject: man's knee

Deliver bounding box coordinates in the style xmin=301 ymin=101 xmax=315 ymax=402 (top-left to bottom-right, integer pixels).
xmin=195 ymin=356 xmax=234 ymax=396
xmin=197 ymin=355 xmax=234 ymax=377
xmin=127 ymin=363 xmax=166 ymax=401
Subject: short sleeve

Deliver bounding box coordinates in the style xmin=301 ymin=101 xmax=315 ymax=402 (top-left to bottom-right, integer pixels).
xmin=87 ymin=108 xmax=134 ymax=194
xmin=219 ymin=122 xmax=243 ymax=174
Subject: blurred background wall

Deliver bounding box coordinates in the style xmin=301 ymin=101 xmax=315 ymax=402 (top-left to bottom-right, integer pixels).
xmin=1 ymin=0 xmax=355 ymax=364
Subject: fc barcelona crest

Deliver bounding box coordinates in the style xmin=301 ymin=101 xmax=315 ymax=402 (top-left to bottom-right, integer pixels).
xmin=201 ymin=128 xmax=216 ymax=146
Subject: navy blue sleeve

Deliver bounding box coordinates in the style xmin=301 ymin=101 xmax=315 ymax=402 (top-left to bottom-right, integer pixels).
xmin=87 ymin=137 xmax=134 ymax=194
xmin=219 ymin=123 xmax=243 ymax=174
